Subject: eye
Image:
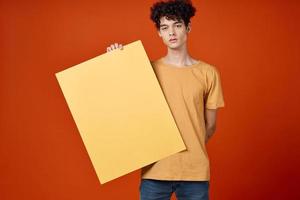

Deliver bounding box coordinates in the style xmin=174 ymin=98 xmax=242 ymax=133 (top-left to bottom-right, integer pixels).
xmin=176 ymin=24 xmax=182 ymax=28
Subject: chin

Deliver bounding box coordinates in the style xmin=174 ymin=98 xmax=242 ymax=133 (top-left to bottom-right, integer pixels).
xmin=168 ymin=43 xmax=183 ymax=49
xmin=168 ymin=45 xmax=180 ymax=50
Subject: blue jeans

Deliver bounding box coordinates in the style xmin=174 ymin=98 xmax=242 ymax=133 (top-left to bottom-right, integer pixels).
xmin=139 ymin=179 xmax=209 ymax=200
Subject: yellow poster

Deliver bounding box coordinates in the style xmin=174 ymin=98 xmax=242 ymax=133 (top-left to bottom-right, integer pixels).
xmin=55 ymin=40 xmax=186 ymax=184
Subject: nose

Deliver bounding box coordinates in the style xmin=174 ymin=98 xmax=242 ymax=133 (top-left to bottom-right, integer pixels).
xmin=169 ymin=27 xmax=175 ymax=36
xmin=169 ymin=31 xmax=175 ymax=36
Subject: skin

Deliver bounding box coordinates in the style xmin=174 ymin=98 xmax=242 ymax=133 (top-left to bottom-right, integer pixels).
xmin=106 ymin=16 xmax=219 ymax=144
xmin=204 ymin=109 xmax=218 ymax=144
xmin=156 ymin=16 xmax=198 ymax=67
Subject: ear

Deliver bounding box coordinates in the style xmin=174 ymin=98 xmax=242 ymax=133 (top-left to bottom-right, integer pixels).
xmin=157 ymin=30 xmax=162 ymax=37
xmin=187 ymin=23 xmax=191 ymax=33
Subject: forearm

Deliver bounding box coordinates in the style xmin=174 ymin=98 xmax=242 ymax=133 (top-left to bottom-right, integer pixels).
xmin=205 ymin=124 xmax=216 ymax=144
xmin=204 ymin=108 xmax=218 ymax=144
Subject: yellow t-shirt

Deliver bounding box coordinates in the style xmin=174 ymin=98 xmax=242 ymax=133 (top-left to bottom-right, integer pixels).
xmin=141 ymin=57 xmax=225 ymax=181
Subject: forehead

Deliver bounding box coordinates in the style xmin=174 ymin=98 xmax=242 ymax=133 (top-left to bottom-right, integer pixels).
xmin=159 ymin=16 xmax=183 ymax=25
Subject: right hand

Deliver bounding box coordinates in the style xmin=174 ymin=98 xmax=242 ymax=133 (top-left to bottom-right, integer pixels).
xmin=106 ymin=43 xmax=123 ymax=52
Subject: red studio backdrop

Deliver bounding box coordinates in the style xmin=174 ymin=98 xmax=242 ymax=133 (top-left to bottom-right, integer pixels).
xmin=1 ymin=0 xmax=299 ymax=199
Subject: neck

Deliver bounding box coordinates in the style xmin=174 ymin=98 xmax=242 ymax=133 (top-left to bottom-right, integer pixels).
xmin=164 ymin=43 xmax=194 ymax=66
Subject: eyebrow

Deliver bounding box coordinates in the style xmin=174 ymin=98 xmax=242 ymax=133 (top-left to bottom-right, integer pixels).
xmin=160 ymin=21 xmax=183 ymax=27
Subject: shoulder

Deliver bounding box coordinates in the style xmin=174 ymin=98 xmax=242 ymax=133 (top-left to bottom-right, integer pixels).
xmin=193 ymin=60 xmax=222 ymax=87
xmin=191 ymin=60 xmax=219 ymax=78
xmin=150 ymin=58 xmax=161 ymax=64
xmin=199 ymin=61 xmax=222 ymax=81
xmin=149 ymin=60 xmax=156 ymax=65
xmin=149 ymin=58 xmax=162 ymax=68
xmin=196 ymin=60 xmax=218 ymax=73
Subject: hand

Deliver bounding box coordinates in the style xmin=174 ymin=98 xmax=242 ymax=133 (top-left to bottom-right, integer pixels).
xmin=106 ymin=43 xmax=123 ymax=52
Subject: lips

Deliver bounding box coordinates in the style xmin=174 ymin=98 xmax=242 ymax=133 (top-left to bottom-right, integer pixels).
xmin=169 ymin=38 xmax=177 ymax=42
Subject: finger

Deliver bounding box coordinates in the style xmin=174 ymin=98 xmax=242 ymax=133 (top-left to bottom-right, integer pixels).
xmin=110 ymin=44 xmax=115 ymax=50
xmin=114 ymin=43 xmax=119 ymax=49
xmin=107 ymin=47 xmax=111 ymax=52
xmin=119 ymin=44 xmax=123 ymax=50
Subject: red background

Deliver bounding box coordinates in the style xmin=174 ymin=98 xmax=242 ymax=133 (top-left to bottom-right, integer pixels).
xmin=1 ymin=0 xmax=299 ymax=199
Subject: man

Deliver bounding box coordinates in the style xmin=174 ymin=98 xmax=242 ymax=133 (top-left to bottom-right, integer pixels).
xmin=107 ymin=0 xmax=225 ymax=199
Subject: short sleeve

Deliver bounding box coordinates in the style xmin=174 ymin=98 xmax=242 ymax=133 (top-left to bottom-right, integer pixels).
xmin=204 ymin=66 xmax=225 ymax=109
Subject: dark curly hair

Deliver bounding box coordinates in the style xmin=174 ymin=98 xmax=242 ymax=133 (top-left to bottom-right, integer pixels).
xmin=150 ymin=0 xmax=196 ymax=30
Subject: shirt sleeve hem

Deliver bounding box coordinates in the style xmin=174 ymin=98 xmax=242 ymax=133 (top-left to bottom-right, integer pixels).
xmin=205 ymin=103 xmax=225 ymax=109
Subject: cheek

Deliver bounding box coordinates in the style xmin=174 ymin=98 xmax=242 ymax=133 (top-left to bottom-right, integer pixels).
xmin=178 ymin=30 xmax=187 ymax=38
xmin=161 ymin=33 xmax=169 ymax=42
xmin=178 ymin=32 xmax=187 ymax=42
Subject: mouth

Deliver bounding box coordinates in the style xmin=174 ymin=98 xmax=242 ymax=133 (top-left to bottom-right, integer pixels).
xmin=169 ymin=38 xmax=177 ymax=43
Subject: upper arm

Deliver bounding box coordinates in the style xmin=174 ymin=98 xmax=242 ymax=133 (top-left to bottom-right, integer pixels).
xmin=204 ymin=66 xmax=225 ymax=109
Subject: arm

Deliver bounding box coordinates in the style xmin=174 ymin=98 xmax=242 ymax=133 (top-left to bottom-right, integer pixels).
xmin=204 ymin=108 xmax=218 ymax=144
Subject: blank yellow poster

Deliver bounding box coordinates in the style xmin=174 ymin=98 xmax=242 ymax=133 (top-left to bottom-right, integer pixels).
xmin=55 ymin=40 xmax=186 ymax=184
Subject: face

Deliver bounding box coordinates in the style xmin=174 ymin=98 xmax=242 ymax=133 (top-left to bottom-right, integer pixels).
xmin=158 ymin=16 xmax=190 ymax=50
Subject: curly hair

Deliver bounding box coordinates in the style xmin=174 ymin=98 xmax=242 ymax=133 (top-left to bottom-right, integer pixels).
xmin=150 ymin=0 xmax=196 ymax=30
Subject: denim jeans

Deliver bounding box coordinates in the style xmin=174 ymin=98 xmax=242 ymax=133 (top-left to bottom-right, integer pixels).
xmin=139 ymin=179 xmax=209 ymax=200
